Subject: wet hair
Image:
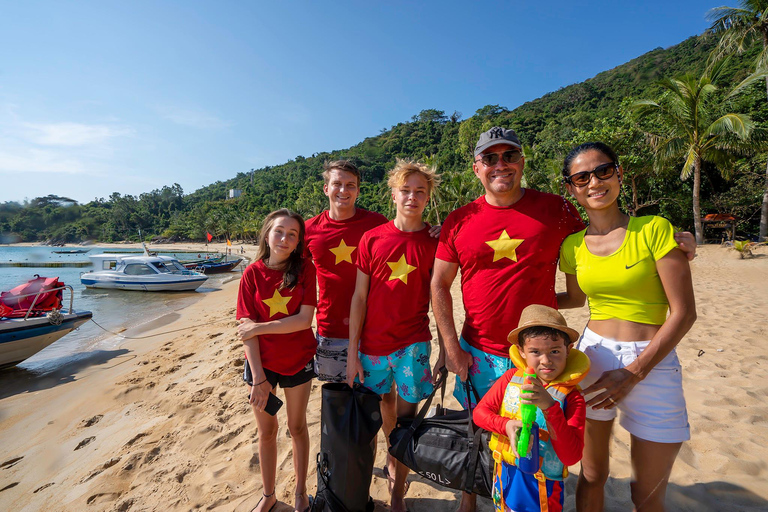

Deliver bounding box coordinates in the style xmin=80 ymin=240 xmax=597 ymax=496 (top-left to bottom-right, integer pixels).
xmin=562 ymin=142 xmax=619 ymax=179
xmin=518 ymin=326 xmax=569 ymax=347
xmin=322 ymin=159 xmax=361 ymax=186
xmin=386 ymin=158 xmax=441 ymax=195
xmin=255 ymin=209 xmax=306 ymax=289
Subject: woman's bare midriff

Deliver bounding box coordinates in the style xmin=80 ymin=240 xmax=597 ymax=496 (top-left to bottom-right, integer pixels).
xmin=586 ymin=318 xmax=661 ymax=342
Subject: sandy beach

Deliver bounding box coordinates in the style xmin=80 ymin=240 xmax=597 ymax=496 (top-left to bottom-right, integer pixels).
xmin=1 ymin=243 xmax=767 ymax=511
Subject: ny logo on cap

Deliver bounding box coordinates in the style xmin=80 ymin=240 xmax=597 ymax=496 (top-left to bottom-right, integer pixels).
xmin=489 ymin=127 xmax=505 ymax=139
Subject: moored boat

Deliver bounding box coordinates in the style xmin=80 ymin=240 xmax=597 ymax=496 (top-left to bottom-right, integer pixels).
xmin=0 ymin=276 xmax=93 ymax=369
xmin=81 ymin=253 xmax=208 ymax=292
xmin=184 ymin=257 xmax=243 ymax=274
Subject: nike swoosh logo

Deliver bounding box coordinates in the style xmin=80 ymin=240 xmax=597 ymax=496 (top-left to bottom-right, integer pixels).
xmin=625 ymin=262 xmax=641 ymax=269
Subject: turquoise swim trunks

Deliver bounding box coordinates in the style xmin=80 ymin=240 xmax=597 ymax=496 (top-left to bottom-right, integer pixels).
xmin=358 ymin=342 xmax=433 ymax=403
xmin=454 ymin=337 xmax=513 ymax=409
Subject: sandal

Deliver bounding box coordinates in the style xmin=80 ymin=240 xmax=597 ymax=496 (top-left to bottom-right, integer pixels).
xmin=252 ymin=491 xmax=277 ymax=512
xmin=382 ymin=465 xmax=410 ymax=496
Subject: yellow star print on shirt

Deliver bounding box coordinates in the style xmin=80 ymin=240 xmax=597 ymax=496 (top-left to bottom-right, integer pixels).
xmin=329 ymin=239 xmax=356 ymax=264
xmin=387 ymin=255 xmax=417 ymax=284
xmin=262 ymin=289 xmax=292 ymax=317
xmin=485 ymin=230 xmax=525 ymax=262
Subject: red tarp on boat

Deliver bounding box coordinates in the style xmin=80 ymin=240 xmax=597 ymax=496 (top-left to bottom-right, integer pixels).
xmin=0 ymin=276 xmax=64 ymax=318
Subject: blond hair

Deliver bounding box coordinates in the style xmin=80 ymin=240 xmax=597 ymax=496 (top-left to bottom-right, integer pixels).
xmin=386 ymin=159 xmax=440 ymax=195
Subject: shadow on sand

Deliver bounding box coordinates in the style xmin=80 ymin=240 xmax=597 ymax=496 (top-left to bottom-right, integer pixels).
xmin=387 ymin=472 xmax=768 ymax=512
xmin=0 ymin=348 xmax=132 ymax=402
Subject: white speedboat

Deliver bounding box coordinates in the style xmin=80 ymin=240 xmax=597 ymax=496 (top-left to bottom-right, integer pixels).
xmin=81 ymin=252 xmax=208 ymax=292
xmin=1 ymin=277 xmax=92 ymax=369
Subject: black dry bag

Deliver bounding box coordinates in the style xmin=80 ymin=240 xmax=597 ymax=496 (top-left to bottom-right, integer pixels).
xmin=313 ymin=383 xmax=382 ymax=512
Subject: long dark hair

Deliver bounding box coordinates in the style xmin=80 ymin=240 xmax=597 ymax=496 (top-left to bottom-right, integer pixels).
xmin=562 ymin=142 xmax=619 ymax=178
xmin=256 ymin=209 xmax=306 ymax=289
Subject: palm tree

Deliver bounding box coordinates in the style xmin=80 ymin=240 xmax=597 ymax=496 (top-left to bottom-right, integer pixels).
xmin=634 ymin=66 xmax=756 ymax=244
xmin=708 ymin=1 xmax=768 ymax=240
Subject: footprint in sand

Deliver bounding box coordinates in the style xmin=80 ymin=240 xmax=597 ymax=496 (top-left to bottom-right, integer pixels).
xmin=86 ymin=492 xmax=122 ymax=505
xmin=123 ymin=432 xmax=148 ymax=448
xmin=75 ymin=436 xmax=96 ymax=451
xmin=208 ymin=332 xmax=223 ymax=339
xmin=81 ymin=415 xmax=103 ymax=428
xmin=0 ymin=456 xmax=23 ymax=469
xmin=0 ymin=482 xmax=19 ymax=493
xmin=33 ymin=483 xmax=54 ymax=493
xmin=178 ymin=352 xmax=195 ymax=360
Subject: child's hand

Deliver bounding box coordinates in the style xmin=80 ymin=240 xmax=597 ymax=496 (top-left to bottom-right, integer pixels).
xmin=504 ymin=419 xmax=527 ymax=459
xmin=237 ymin=318 xmax=259 ymax=341
xmin=521 ymin=375 xmax=556 ymax=411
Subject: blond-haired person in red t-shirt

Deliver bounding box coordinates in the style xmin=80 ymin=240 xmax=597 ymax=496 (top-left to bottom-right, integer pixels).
xmin=347 ymin=160 xmax=443 ymax=512
xmin=237 ymin=209 xmax=317 ymax=512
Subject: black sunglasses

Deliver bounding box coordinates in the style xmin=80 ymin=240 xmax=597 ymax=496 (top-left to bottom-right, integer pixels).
xmin=563 ymin=162 xmax=618 ymax=187
xmin=475 ymin=150 xmax=523 ymax=167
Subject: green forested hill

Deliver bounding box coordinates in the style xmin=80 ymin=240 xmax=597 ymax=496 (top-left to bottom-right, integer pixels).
xmin=2 ymin=33 xmax=766 ymax=243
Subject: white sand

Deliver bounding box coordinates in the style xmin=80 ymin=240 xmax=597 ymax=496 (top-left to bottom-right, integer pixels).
xmin=1 ymin=244 xmax=766 ymax=511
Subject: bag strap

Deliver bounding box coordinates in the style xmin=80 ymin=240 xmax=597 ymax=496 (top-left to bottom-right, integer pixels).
xmin=463 ymin=376 xmax=486 ymax=495
xmin=392 ymin=366 xmax=448 ymax=462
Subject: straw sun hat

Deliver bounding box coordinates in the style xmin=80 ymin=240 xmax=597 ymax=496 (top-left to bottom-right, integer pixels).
xmin=507 ymin=304 xmax=580 ymax=345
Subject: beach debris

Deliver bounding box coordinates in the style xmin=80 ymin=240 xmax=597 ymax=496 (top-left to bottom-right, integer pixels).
xmin=698 ymin=350 xmax=705 ymax=357
xmin=74 ymin=436 xmax=96 ymax=450
xmin=717 ymin=348 xmax=724 ymax=352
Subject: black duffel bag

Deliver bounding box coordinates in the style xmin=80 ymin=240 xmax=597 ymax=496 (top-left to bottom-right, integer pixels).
xmin=312 ymin=383 xmax=382 ymax=512
xmin=388 ymin=367 xmax=493 ymax=498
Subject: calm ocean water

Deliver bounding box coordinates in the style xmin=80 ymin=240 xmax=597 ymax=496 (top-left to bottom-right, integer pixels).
xmin=0 ymin=245 xmax=240 ymax=373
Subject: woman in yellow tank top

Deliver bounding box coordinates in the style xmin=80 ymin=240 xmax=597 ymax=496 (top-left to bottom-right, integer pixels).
xmin=556 ymin=142 xmax=697 ymax=512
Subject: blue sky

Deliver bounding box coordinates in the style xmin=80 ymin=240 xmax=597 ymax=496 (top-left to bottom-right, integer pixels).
xmin=0 ymin=0 xmax=725 ymax=204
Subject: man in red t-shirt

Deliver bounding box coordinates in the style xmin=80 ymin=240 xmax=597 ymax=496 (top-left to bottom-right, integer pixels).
xmin=347 ymin=160 xmax=441 ymax=512
xmin=305 ymin=160 xmax=388 ymax=382
xmin=431 ymin=127 xmax=696 ymax=512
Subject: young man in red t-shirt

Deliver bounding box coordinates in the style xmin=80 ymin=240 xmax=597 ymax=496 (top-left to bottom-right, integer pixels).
xmin=347 ymin=160 xmax=442 ymax=512
xmin=305 ymin=160 xmax=388 ymax=382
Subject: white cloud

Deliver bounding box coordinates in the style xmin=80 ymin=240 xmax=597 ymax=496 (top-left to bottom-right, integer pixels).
xmin=157 ymin=105 xmax=232 ymax=130
xmin=20 ymin=122 xmax=133 ymax=147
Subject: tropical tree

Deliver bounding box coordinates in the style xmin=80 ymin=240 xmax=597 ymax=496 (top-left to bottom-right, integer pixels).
xmin=634 ymin=66 xmax=757 ymax=243
xmin=708 ymin=1 xmax=768 ymax=239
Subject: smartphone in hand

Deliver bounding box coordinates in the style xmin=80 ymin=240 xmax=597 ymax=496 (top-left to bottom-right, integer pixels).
xmin=249 ymin=391 xmax=284 ymax=416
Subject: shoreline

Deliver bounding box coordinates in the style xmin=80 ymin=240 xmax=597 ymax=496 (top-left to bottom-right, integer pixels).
xmin=1 ymin=245 xmax=767 ymax=511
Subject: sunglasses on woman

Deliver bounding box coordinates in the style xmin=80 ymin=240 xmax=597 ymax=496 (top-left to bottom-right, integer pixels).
xmin=475 ymin=150 xmax=523 ymax=167
xmin=563 ymin=162 xmax=618 ymax=187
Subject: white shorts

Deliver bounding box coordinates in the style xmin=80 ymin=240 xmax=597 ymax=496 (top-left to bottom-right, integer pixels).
xmin=578 ymin=327 xmax=690 ymax=443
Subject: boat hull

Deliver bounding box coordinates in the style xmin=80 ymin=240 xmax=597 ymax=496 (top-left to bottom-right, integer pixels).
xmin=80 ymin=275 xmax=208 ymax=292
xmin=0 ymin=311 xmax=93 ymax=369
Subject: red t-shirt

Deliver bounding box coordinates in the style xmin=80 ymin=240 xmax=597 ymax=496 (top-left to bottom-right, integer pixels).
xmin=236 ymin=259 xmax=318 ymax=374
xmin=436 ymin=190 xmax=585 ymax=356
xmin=305 ymin=209 xmax=388 ymax=338
xmin=472 ymin=369 xmax=586 ymax=467
xmin=356 ymin=221 xmax=439 ymax=356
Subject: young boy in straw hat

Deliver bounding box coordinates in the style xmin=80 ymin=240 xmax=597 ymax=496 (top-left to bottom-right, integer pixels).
xmin=473 ymin=304 xmax=590 ymax=512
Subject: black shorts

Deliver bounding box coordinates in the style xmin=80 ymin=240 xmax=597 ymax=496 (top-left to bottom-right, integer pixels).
xmin=243 ymin=358 xmax=315 ymax=389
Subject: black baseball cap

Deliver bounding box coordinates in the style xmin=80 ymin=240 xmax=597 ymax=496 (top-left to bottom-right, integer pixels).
xmin=474 ymin=127 xmax=522 ymax=158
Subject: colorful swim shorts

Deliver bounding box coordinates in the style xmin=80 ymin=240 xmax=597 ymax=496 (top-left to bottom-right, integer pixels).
xmin=358 ymin=341 xmax=433 ymax=403
xmin=453 ymin=337 xmax=513 ymax=409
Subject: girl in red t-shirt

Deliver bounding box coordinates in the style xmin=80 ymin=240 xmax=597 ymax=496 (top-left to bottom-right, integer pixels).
xmin=236 ymin=209 xmax=317 ymax=512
